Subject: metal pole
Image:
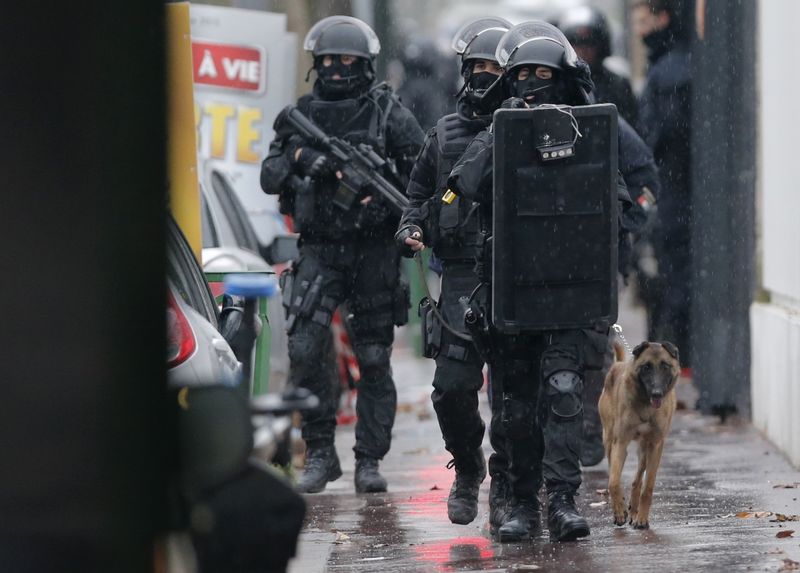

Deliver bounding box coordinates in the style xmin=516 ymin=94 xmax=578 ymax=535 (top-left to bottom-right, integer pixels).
xmin=690 ymin=0 xmax=757 ymax=418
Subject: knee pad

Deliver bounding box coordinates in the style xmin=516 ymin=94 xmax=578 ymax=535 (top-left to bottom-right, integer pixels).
xmin=546 ymin=371 xmax=584 ymax=419
xmin=353 ymin=343 xmax=390 ymax=381
xmin=502 ymin=394 xmax=535 ymax=439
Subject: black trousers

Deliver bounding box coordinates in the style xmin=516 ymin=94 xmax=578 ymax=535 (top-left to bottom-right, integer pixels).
xmin=430 ymin=263 xmax=487 ymax=463
xmin=490 ymin=329 xmax=605 ymax=500
xmin=284 ymin=240 xmax=407 ymax=459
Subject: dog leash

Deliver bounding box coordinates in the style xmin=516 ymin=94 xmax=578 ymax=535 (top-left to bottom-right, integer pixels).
xmin=612 ymin=323 xmax=634 ymax=357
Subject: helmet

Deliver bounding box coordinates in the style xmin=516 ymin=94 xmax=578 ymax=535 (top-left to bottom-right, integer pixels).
xmin=497 ymin=21 xmax=593 ymax=105
xmin=303 ymin=16 xmax=381 ymax=97
xmin=451 ymin=17 xmax=513 ymax=114
xmin=303 ymin=16 xmax=380 ymax=60
xmin=451 ymin=16 xmax=512 ymax=64
xmin=557 ymin=6 xmax=612 ymax=62
xmin=496 ymin=20 xmax=579 ymax=73
xmin=401 ymin=35 xmax=438 ymax=73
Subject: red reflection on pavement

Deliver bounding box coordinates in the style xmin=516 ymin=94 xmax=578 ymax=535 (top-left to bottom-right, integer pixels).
xmin=396 ymin=460 xmax=453 ymax=520
xmin=413 ymin=537 xmax=494 ymax=572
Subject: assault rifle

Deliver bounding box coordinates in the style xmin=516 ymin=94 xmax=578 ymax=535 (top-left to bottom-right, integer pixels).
xmin=275 ymin=105 xmax=409 ymax=216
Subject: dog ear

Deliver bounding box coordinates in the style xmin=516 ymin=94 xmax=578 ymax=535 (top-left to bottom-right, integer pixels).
xmin=660 ymin=341 xmax=680 ymax=361
xmin=632 ymin=341 xmax=650 ymax=358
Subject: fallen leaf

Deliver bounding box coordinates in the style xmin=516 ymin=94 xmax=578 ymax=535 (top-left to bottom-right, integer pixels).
xmin=736 ymin=511 xmax=755 ymax=518
xmin=772 ymin=514 xmax=800 ymax=522
xmin=590 ymin=501 xmax=608 ymax=508
xmin=773 ymin=483 xmax=800 ymax=489
xmin=430 ymin=485 xmax=440 ymax=491
xmin=596 ymin=489 xmax=609 ymax=496
xmin=776 ymin=530 xmax=795 ymax=539
xmin=779 ymin=558 xmax=800 ymax=571
xmin=396 ymin=403 xmax=414 ymax=414
xmin=402 ymin=447 xmax=430 ymax=455
xmin=766 ymin=548 xmax=786 ymax=555
xmin=334 ymin=532 xmax=351 ymax=544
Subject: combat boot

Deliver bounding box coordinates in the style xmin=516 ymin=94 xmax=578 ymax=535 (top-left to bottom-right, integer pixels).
xmin=446 ymin=449 xmax=487 ymax=525
xmin=488 ymin=474 xmax=513 ymax=532
xmin=354 ymin=457 xmax=387 ymax=493
xmin=547 ymin=490 xmax=590 ymax=542
xmin=496 ymin=497 xmax=541 ymax=542
xmin=296 ymin=445 xmax=342 ymax=494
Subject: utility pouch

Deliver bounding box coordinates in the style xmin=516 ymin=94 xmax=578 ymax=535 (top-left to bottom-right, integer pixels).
xmin=462 ymin=298 xmax=493 ymax=364
xmin=298 ymin=275 xmax=324 ymax=318
xmin=332 ymin=184 xmax=359 ymax=211
xmin=279 ymin=268 xmax=294 ymax=313
xmin=285 ymin=276 xmax=312 ymax=335
xmin=293 ymin=176 xmax=315 ymax=231
xmin=392 ymin=279 xmax=410 ymax=327
xmin=418 ymin=297 xmax=442 ymax=359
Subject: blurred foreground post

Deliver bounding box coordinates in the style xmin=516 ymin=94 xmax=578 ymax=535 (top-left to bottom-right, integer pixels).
xmin=0 ymin=3 xmax=169 ymax=571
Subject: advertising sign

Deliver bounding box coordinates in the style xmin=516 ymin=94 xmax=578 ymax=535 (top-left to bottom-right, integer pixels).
xmin=190 ymin=5 xmax=296 ymax=245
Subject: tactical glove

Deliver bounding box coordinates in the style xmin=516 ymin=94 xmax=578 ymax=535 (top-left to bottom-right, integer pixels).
xmin=395 ymin=224 xmax=424 ymax=258
xmin=294 ymin=148 xmax=337 ymax=180
xmin=501 ymin=97 xmax=527 ymax=109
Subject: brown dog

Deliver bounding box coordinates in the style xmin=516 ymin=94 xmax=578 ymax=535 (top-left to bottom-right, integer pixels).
xmin=599 ymin=340 xmax=680 ymax=529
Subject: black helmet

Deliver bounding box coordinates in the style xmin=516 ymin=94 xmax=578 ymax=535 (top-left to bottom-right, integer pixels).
xmin=497 ymin=21 xmax=594 ymax=105
xmin=450 ymin=17 xmax=512 ymax=114
xmin=401 ymin=35 xmax=438 ymax=73
xmin=496 ymin=20 xmax=579 ymax=72
xmin=303 ymin=16 xmax=380 ymax=61
xmin=557 ymin=6 xmax=611 ymax=62
xmin=303 ymin=16 xmax=380 ymax=97
xmin=452 ymin=16 xmax=512 ymax=66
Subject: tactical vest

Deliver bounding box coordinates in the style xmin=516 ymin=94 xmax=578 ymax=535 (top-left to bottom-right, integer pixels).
xmin=296 ymin=85 xmax=397 ymax=239
xmin=431 ymin=113 xmax=487 ymax=260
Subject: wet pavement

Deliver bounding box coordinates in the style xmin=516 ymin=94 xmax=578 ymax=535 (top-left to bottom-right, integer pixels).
xmin=288 ymin=298 xmax=800 ymax=572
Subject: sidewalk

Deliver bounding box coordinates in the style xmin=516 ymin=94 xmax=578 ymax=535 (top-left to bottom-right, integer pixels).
xmin=289 ymin=343 xmax=800 ymax=573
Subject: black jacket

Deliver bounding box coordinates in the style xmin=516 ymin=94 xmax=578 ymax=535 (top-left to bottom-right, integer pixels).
xmin=592 ymin=64 xmax=639 ymax=129
xmin=399 ymin=99 xmax=492 ymax=260
xmin=638 ymin=30 xmax=692 ymax=235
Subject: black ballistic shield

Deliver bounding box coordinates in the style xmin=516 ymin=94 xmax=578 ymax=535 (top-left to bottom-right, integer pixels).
xmin=492 ymin=104 xmax=618 ymax=333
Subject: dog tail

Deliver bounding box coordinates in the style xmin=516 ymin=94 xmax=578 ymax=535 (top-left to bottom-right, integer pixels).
xmin=613 ymin=341 xmax=626 ymax=363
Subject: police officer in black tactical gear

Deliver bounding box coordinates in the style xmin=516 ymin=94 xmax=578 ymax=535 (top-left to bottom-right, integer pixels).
xmin=446 ymin=21 xmax=652 ymax=543
xmin=556 ymin=5 xmax=639 ymax=128
xmin=633 ymin=0 xmax=692 ymax=367
xmin=395 ymin=16 xmax=513 ymax=530
xmin=261 ymin=16 xmax=424 ymax=494
xmin=397 ymin=35 xmax=451 ymax=130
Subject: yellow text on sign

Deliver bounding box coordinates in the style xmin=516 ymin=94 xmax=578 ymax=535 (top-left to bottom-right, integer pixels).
xmin=195 ymin=102 xmax=263 ymax=164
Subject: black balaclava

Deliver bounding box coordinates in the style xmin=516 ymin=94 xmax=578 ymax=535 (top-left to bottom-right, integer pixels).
xmin=314 ymin=55 xmax=373 ymax=100
xmin=642 ymin=25 xmax=677 ymax=63
xmin=461 ymin=62 xmax=502 ymax=116
xmin=508 ymin=66 xmax=564 ymax=106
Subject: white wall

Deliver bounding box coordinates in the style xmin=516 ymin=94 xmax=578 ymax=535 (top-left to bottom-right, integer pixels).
xmin=751 ymin=0 xmax=800 ymax=467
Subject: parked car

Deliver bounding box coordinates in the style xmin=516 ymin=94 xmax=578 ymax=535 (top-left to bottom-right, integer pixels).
xmin=167 ymin=214 xmax=241 ymax=389
xmin=200 ymin=167 xmax=292 ymax=394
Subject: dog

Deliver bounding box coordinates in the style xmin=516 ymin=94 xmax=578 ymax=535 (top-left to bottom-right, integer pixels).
xmin=598 ymin=340 xmax=680 ymax=529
